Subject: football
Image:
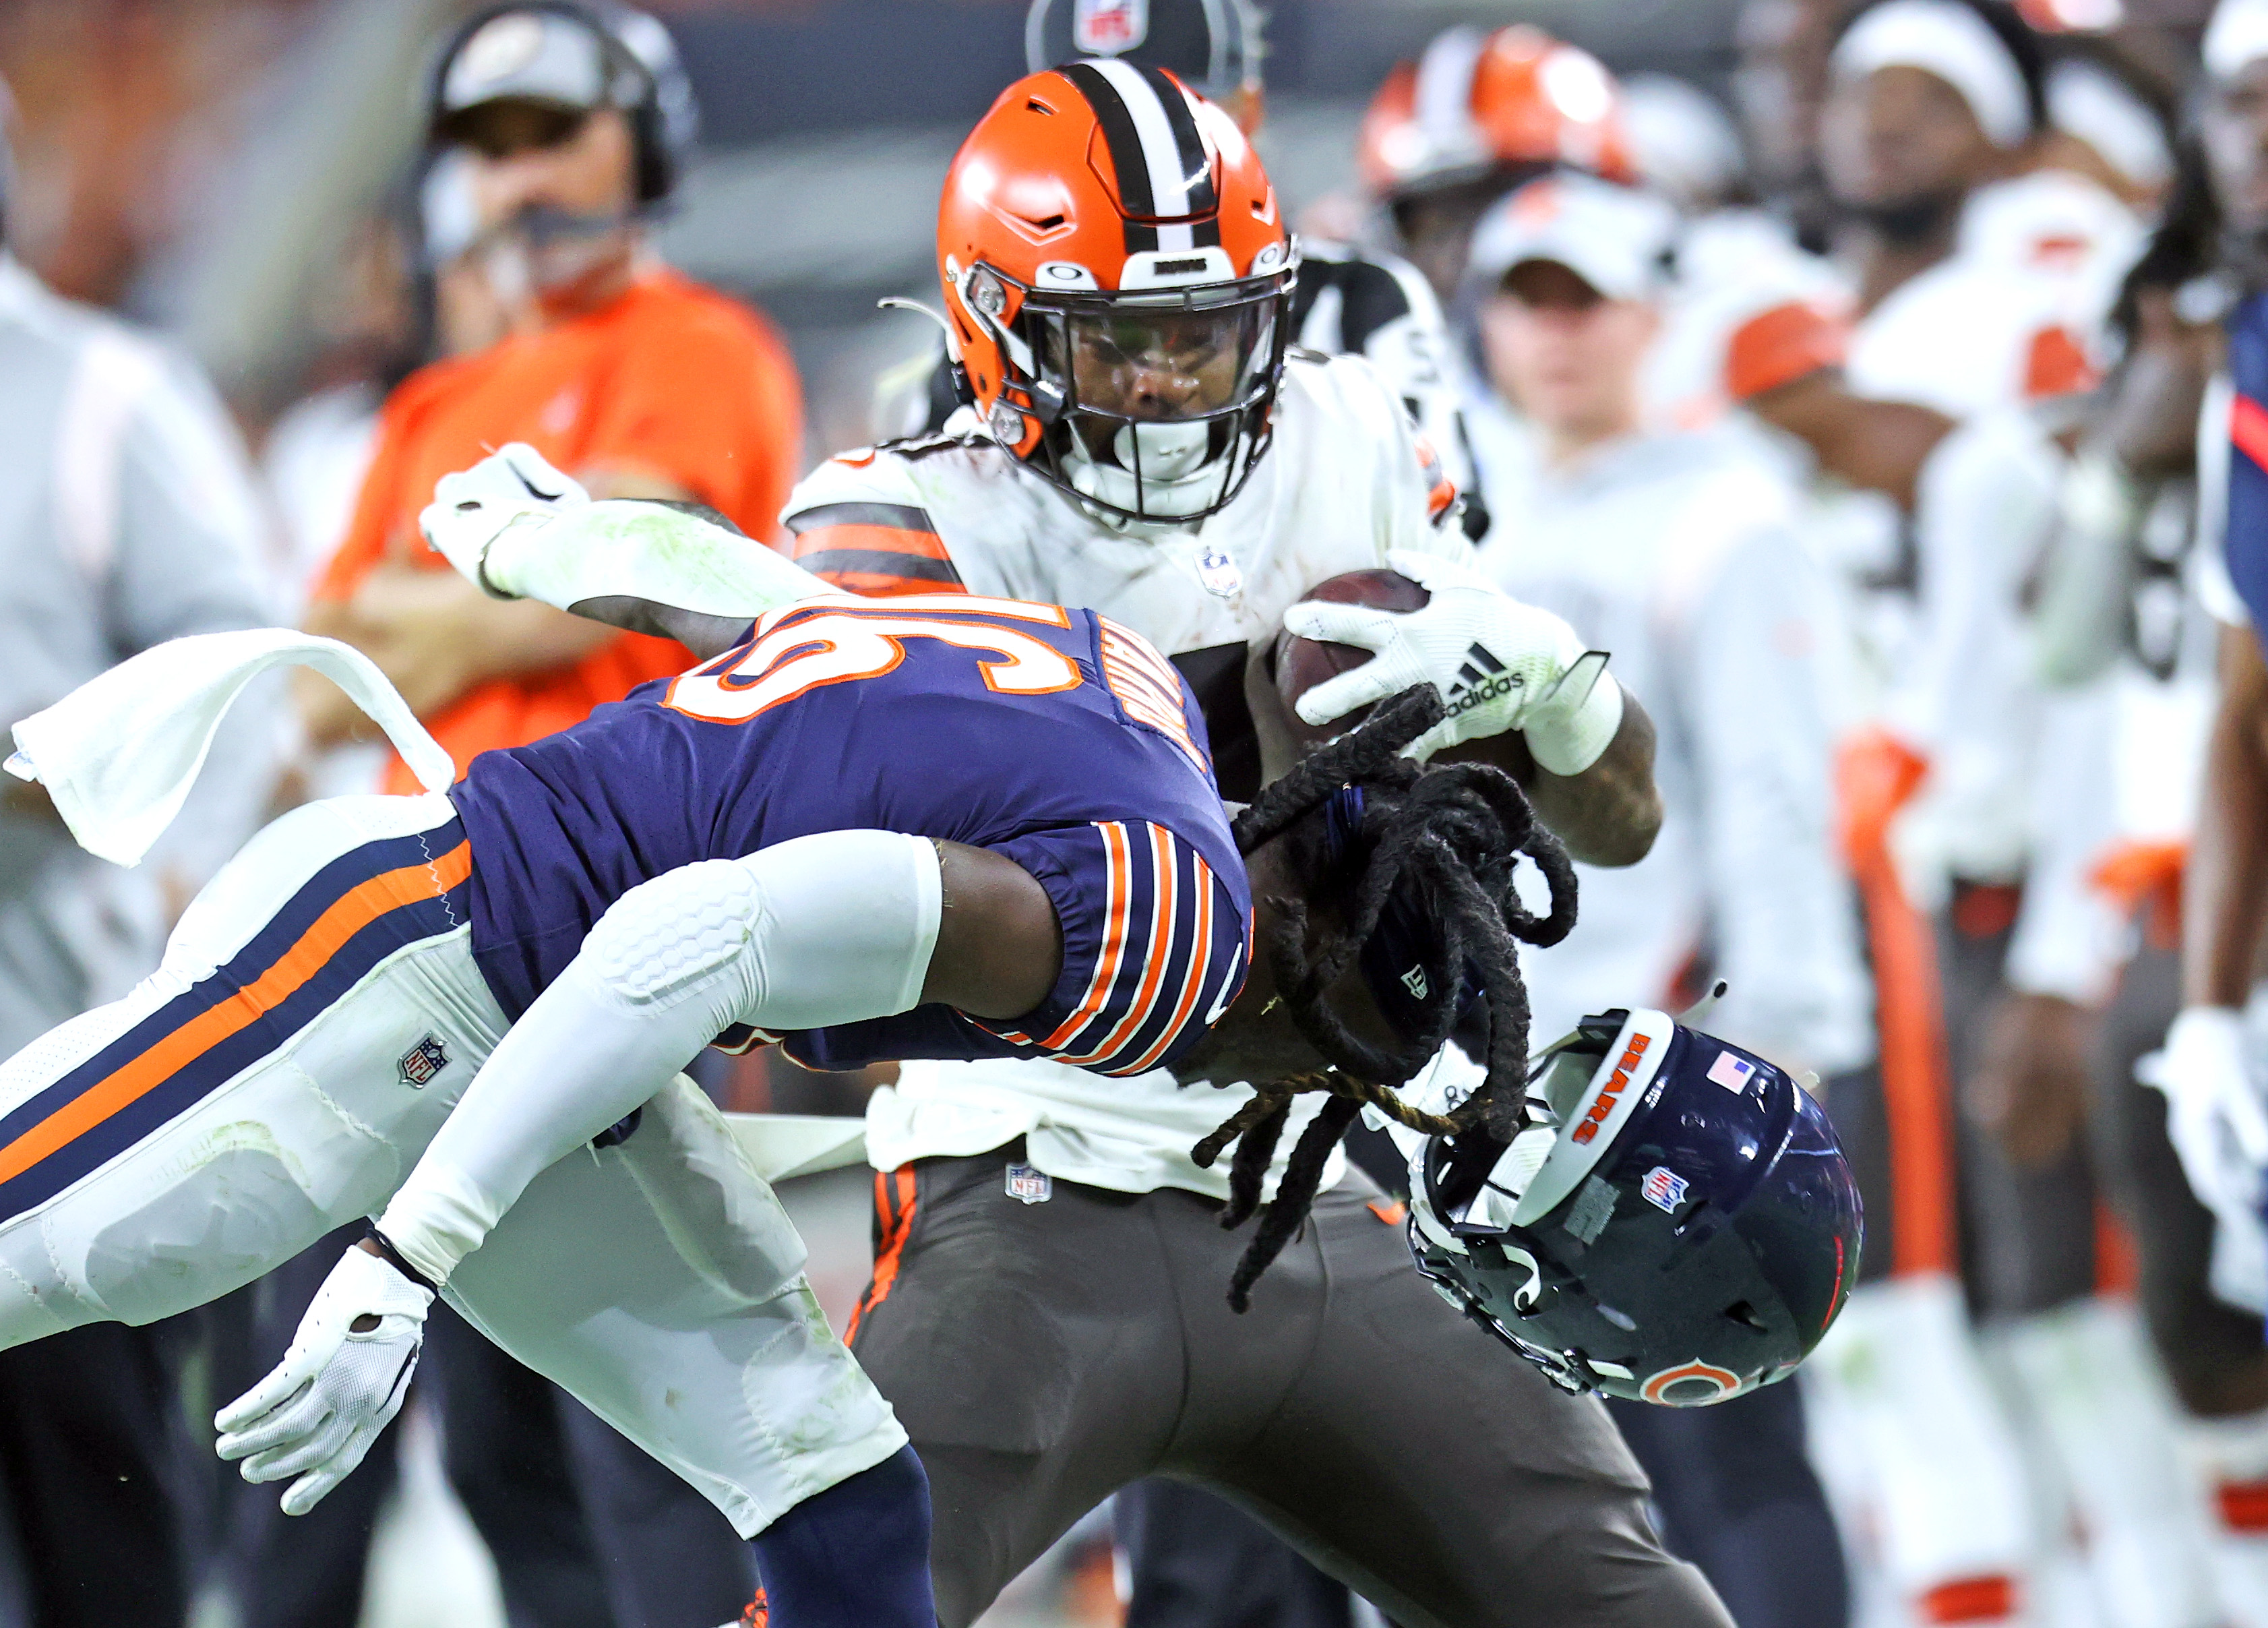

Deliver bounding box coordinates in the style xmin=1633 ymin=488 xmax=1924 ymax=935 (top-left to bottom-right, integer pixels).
xmin=1273 ymin=568 xmax=1430 ymax=745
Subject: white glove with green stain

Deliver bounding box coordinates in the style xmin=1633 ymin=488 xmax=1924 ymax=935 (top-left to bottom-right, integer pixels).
xmin=421 ymin=443 xmax=829 ymax=620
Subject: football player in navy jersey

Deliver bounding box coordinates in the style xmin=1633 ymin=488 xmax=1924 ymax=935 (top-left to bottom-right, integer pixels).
xmin=0 ymin=446 xmax=1579 ymax=1627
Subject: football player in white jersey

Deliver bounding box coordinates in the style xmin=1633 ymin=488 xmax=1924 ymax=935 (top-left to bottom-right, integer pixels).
xmin=887 ymin=0 xmax=1490 ymax=549
xmin=768 ymin=63 xmax=1734 ymax=1628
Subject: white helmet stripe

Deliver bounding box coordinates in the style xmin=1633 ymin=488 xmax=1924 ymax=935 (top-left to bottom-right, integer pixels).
xmin=1088 ymin=57 xmax=1198 ymax=218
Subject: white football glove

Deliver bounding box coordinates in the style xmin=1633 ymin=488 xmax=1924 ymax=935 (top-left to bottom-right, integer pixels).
xmin=215 ymin=1243 xmax=433 ymax=1516
xmin=2138 ymin=1006 xmax=2268 ymax=1222
xmin=421 ymin=442 xmax=829 ymax=622
xmin=1281 ymin=549 xmax=1622 ymax=771
xmin=419 ymin=442 xmax=590 ymax=599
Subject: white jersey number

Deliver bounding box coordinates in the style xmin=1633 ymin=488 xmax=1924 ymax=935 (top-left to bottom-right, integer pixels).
xmin=663 ymin=597 xmax=1082 ymax=724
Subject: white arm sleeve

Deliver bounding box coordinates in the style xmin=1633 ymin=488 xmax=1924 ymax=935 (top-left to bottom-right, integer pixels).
xmin=488 ymin=500 xmax=831 ymax=620
xmin=377 ymin=829 xmax=942 ymax=1285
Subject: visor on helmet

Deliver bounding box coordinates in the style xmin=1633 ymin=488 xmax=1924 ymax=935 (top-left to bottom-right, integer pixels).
xmin=967 ymin=255 xmax=1296 ymax=524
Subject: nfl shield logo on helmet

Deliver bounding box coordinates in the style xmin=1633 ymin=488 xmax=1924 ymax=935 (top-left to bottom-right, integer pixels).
xmin=398 ymin=1034 xmax=450 ymax=1089
xmin=1005 ymin=1163 xmax=1053 ymax=1205
xmin=1074 ymin=0 xmax=1148 ymax=53
xmin=1641 ymin=1165 xmax=1689 ymax=1215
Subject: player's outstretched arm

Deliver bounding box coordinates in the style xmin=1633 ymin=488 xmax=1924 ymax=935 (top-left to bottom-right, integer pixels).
xmin=419 ymin=444 xmax=828 ymax=660
xmin=375 ymin=835 xmax=1058 ymax=1287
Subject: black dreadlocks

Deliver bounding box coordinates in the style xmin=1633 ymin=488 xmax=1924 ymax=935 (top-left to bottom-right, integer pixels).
xmin=1199 ymin=686 xmax=1578 ymax=1311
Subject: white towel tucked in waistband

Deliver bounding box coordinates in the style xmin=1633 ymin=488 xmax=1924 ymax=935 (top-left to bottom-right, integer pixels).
xmin=6 ymin=629 xmax=453 ymax=868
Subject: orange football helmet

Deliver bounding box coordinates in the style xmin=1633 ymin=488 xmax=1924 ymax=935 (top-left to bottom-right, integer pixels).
xmin=1358 ymin=25 xmax=1634 ymax=203
xmin=937 ymin=63 xmax=1297 ymax=524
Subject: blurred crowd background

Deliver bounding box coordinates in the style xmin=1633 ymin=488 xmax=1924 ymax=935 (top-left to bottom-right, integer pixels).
xmin=1 ymin=0 xmax=2262 ymax=1626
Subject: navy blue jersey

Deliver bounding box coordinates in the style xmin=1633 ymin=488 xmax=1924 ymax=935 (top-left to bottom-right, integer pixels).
xmin=2228 ymin=291 xmax=2268 ymax=636
xmin=450 ymin=595 xmax=1251 ymax=1077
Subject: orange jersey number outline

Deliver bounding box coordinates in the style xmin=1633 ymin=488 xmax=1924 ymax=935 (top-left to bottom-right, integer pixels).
xmin=663 ymin=596 xmax=1083 ymax=724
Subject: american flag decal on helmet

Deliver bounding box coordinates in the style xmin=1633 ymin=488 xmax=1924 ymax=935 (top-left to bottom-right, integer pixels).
xmin=978 ymin=819 xmax=1248 ymax=1077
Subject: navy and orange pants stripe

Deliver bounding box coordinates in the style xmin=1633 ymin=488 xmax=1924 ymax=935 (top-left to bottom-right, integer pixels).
xmin=0 ymin=821 xmax=472 ymax=1221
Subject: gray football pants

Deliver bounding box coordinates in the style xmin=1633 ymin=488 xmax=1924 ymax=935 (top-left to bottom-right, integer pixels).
xmin=847 ymin=1144 xmax=1734 ymax=1628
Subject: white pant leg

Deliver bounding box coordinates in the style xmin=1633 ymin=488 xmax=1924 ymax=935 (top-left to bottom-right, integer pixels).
xmin=444 ymin=1073 xmax=907 ymax=1539
xmin=0 ymin=793 xmax=502 ymax=1345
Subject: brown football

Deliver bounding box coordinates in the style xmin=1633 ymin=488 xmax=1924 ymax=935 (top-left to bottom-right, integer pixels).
xmin=1273 ymin=568 xmax=1430 ymax=746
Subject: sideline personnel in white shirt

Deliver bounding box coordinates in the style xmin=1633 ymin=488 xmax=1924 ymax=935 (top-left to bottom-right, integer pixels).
xmin=0 ymin=226 xmax=278 ymax=1624
xmin=1466 ymin=171 xmax=1869 ymax=1628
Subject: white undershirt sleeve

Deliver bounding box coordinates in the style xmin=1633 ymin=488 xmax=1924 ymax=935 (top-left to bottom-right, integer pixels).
xmin=377 ymin=829 xmax=943 ymax=1286
xmin=487 ymin=500 xmax=830 ymax=620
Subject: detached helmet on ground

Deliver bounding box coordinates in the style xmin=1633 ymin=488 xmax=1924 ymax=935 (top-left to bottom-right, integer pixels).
xmin=1359 ymin=25 xmax=1634 ymax=205
xmin=1410 ymin=1007 xmax=1861 ymax=1406
xmin=938 ymin=64 xmax=1297 ymax=524
xmin=428 ymin=1 xmax=698 ymax=206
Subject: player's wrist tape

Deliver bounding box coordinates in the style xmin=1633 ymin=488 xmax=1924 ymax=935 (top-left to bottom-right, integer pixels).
xmin=487 ymin=501 xmax=831 ymax=620
xmin=361 ymin=1225 xmax=437 ymax=1294
xmin=1521 ymin=654 xmax=1624 ymax=777
xmin=378 ymin=831 xmax=945 ymax=1284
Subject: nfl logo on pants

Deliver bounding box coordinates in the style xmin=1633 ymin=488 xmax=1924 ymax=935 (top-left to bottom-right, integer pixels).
xmin=398 ymin=1033 xmax=449 ymax=1089
xmin=1005 ymin=1164 xmax=1053 ymax=1205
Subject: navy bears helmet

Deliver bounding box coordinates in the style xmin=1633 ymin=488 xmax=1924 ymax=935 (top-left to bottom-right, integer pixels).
xmin=1409 ymin=1007 xmax=1861 ymax=1406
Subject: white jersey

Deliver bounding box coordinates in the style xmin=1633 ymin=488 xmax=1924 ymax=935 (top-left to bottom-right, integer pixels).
xmin=1847 ymin=173 xmax=2140 ymax=419
xmin=783 ymin=352 xmax=1467 ymax=1199
xmin=1882 ymin=413 xmax=2124 ymax=1002
xmin=0 ymin=258 xmax=278 ymax=1051
xmin=1473 ymin=425 xmax=1874 ymax=1075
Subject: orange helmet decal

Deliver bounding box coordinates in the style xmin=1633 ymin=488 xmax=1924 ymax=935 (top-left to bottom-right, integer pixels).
xmin=1359 ymin=24 xmax=1634 ymax=201
xmin=936 ymin=63 xmax=1297 ymax=523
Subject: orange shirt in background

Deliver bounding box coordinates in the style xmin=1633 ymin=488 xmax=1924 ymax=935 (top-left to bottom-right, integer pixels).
xmin=316 ymin=268 xmax=803 ymax=791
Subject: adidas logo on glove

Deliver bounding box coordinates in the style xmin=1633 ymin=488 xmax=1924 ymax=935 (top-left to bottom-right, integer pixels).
xmin=1442 ymin=643 xmax=1522 ymax=719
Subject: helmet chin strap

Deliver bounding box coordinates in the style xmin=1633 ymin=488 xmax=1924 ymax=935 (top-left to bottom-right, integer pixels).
xmin=1060 ymin=419 xmax=1230 ymax=522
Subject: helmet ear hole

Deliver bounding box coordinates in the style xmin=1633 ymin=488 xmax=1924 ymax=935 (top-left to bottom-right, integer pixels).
xmin=1723 ymin=1300 xmax=1769 ymax=1334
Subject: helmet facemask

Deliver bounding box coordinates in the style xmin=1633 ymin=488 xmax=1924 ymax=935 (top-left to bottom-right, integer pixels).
xmin=963 ymin=255 xmax=1297 ymax=526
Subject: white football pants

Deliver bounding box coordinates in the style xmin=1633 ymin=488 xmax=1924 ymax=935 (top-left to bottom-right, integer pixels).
xmin=0 ymin=792 xmax=903 ymax=1538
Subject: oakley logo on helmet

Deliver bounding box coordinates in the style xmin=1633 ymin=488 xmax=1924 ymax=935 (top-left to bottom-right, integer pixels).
xmin=1569 ymin=1030 xmax=1651 ymax=1145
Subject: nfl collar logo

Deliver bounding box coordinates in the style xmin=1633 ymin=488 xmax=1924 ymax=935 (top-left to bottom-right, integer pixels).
xmin=1005 ymin=1163 xmax=1053 ymax=1205
xmin=1074 ymin=0 xmax=1148 ymax=53
xmin=1194 ymin=543 xmax=1242 ymax=601
xmin=1641 ymin=1166 xmax=1690 ymax=1215
xmin=398 ymin=1034 xmax=449 ymax=1089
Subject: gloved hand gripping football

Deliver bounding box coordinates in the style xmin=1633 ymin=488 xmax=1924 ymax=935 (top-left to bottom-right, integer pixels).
xmin=215 ymin=1241 xmax=433 ymax=1516
xmin=1281 ymin=549 xmax=1622 ymax=771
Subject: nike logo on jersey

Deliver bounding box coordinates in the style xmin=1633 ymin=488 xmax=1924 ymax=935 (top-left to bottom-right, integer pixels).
xmin=1441 ymin=643 xmax=1520 ymax=719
